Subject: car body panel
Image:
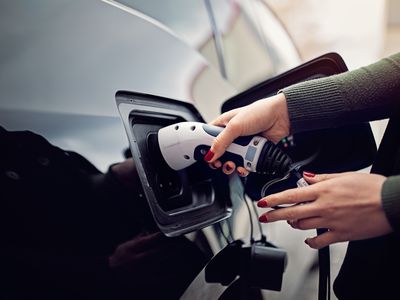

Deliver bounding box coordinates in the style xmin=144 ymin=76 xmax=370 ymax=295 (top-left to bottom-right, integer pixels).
xmin=0 ymin=1 xmax=317 ymax=299
xmin=0 ymin=0 xmax=237 ymax=171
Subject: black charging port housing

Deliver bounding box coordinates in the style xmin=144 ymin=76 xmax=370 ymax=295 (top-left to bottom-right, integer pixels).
xmin=116 ymin=91 xmax=233 ymax=237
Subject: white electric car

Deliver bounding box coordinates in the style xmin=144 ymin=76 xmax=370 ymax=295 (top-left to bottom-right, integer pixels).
xmin=0 ymin=1 xmax=376 ymax=299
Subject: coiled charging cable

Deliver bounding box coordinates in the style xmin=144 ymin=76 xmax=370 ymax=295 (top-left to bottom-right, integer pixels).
xmin=259 ymin=148 xmax=330 ymax=300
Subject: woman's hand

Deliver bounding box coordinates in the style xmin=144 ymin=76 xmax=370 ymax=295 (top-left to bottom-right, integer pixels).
xmin=205 ymin=93 xmax=290 ymax=165
xmin=257 ymin=172 xmax=393 ymax=249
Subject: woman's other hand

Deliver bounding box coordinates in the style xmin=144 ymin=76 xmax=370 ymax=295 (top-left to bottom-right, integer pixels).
xmin=257 ymin=172 xmax=393 ymax=249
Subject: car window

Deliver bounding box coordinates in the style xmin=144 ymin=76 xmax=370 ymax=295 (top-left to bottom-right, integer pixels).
xmin=115 ymin=0 xmax=222 ymax=74
xmin=243 ymin=0 xmax=300 ymax=73
xmin=208 ymin=0 xmax=278 ymax=91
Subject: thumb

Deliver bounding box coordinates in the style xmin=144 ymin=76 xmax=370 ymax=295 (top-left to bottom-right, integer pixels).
xmin=207 ymin=124 xmax=240 ymax=162
xmin=305 ymin=230 xmax=338 ymax=249
xmin=303 ymin=172 xmax=348 ymax=184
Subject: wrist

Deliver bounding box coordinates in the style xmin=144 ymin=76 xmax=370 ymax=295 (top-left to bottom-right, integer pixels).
xmin=271 ymin=93 xmax=291 ymax=140
xmin=275 ymin=92 xmax=288 ymax=114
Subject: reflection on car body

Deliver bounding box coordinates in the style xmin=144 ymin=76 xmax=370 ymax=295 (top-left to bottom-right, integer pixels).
xmin=0 ymin=1 xmax=302 ymax=299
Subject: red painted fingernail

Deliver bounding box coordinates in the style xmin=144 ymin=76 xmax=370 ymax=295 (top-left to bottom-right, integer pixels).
xmin=259 ymin=215 xmax=268 ymax=222
xmin=303 ymin=171 xmax=315 ymax=178
xmin=204 ymin=150 xmax=215 ymax=162
xmin=257 ymin=200 xmax=268 ymax=207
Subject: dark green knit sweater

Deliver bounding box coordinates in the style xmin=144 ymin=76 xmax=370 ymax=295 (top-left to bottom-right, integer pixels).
xmin=282 ymin=53 xmax=400 ymax=233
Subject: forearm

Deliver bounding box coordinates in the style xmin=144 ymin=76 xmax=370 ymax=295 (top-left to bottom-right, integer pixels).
xmin=381 ymin=175 xmax=400 ymax=233
xmin=282 ymin=53 xmax=400 ymax=133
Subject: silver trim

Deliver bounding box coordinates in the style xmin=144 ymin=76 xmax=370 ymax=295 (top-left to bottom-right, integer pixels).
xmin=101 ymin=0 xmax=181 ymax=40
xmin=204 ymin=0 xmax=227 ymax=78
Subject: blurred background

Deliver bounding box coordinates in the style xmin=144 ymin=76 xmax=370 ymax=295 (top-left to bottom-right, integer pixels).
xmin=264 ymin=0 xmax=400 ymax=299
xmin=266 ymin=0 xmax=400 ymax=144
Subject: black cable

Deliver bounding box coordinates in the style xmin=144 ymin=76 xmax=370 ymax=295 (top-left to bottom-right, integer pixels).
xmin=257 ymin=143 xmax=329 ymax=299
xmin=226 ymin=218 xmax=234 ymax=242
xmin=217 ymin=221 xmax=231 ymax=245
xmin=291 ymin=169 xmax=331 ymax=300
xmin=317 ymin=228 xmax=331 ymax=300
xmin=242 ymin=190 xmax=254 ymax=244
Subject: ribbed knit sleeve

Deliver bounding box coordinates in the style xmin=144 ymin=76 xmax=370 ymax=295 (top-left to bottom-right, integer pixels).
xmin=282 ymin=53 xmax=400 ymax=133
xmin=381 ymin=175 xmax=400 ymax=233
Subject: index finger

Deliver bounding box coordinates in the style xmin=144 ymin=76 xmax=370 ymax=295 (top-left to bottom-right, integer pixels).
xmin=210 ymin=108 xmax=240 ymax=127
xmin=257 ymin=185 xmax=318 ymax=208
xmin=208 ymin=122 xmax=241 ymax=162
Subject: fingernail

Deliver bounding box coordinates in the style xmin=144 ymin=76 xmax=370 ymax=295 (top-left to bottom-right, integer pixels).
xmin=257 ymin=200 xmax=268 ymax=207
xmin=259 ymin=215 xmax=268 ymax=222
xmin=204 ymin=150 xmax=214 ymax=162
xmin=304 ymin=239 xmax=309 ymax=245
xmin=303 ymin=171 xmax=315 ymax=178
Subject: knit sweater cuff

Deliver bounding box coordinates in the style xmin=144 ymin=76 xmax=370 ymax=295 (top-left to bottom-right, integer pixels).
xmin=281 ymin=76 xmax=347 ymax=133
xmin=381 ymin=175 xmax=400 ymax=233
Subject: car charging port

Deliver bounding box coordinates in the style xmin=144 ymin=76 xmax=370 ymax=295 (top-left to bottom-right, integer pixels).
xmin=146 ymin=132 xmax=188 ymax=211
xmin=116 ymin=91 xmax=232 ymax=236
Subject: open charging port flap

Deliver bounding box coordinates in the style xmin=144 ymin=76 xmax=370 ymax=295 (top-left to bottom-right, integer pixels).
xmin=116 ymin=91 xmax=232 ymax=237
